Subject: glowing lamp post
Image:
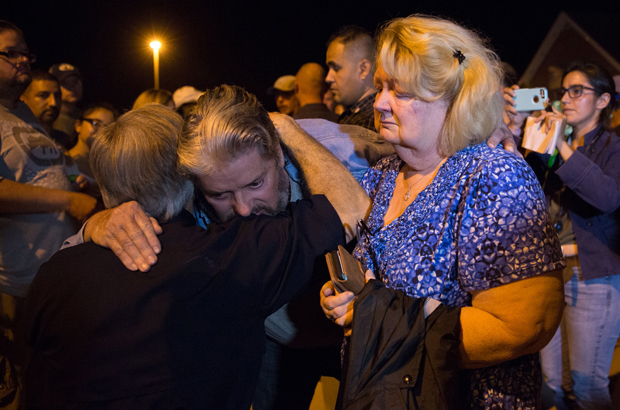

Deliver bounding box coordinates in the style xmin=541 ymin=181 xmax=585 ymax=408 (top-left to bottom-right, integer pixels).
xmin=150 ymin=40 xmax=161 ymax=90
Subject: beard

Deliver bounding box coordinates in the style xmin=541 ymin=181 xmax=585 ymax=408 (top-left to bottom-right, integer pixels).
xmin=0 ymin=72 xmax=31 ymax=102
xmin=218 ymin=164 xmax=291 ymax=222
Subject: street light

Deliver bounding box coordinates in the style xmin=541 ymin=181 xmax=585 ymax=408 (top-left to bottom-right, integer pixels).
xmin=150 ymin=40 xmax=161 ymax=90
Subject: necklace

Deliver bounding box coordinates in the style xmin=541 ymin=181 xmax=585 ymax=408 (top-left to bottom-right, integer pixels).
xmin=403 ymin=175 xmax=430 ymax=200
xmin=402 ymin=158 xmax=445 ymax=201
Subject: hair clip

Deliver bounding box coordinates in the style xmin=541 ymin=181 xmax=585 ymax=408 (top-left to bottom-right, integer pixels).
xmin=453 ymin=50 xmax=465 ymax=65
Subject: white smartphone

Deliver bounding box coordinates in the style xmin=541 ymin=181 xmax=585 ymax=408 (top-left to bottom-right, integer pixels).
xmin=514 ymin=88 xmax=548 ymax=111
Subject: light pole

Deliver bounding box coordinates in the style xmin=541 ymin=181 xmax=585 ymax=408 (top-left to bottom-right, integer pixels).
xmin=149 ymin=40 xmax=161 ymax=90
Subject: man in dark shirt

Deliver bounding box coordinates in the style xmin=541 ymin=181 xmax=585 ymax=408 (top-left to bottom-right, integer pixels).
xmin=326 ymin=26 xmax=377 ymax=131
xmin=293 ymin=62 xmax=339 ymax=122
xmin=21 ymin=104 xmax=367 ymax=409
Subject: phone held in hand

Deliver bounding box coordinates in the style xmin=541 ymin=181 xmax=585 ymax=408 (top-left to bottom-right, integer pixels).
xmin=325 ymin=245 xmax=366 ymax=295
xmin=514 ymin=88 xmax=548 ymax=111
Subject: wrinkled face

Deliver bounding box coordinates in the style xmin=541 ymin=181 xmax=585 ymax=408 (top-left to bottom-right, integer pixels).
xmin=561 ymin=71 xmax=607 ymax=132
xmin=0 ymin=30 xmax=31 ymax=93
xmin=21 ymin=79 xmax=61 ymax=123
xmin=60 ymin=75 xmax=83 ymax=104
xmin=275 ymin=90 xmax=298 ymax=116
xmin=195 ymin=148 xmax=290 ymax=222
xmin=373 ymin=65 xmax=448 ymax=153
xmin=325 ymin=40 xmax=363 ymax=107
xmin=75 ymin=108 xmax=115 ymax=147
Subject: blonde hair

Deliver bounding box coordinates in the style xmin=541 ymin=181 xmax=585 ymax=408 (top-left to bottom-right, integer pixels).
xmin=377 ymin=15 xmax=504 ymax=156
xmin=91 ymin=105 xmax=193 ymax=222
xmin=132 ymin=88 xmax=174 ymax=110
xmin=177 ymin=84 xmax=280 ymax=179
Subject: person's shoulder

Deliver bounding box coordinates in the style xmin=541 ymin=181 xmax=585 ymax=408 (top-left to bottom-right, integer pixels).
xmin=32 ymin=242 xmax=105 ymax=291
xmin=466 ymin=143 xmax=528 ymax=169
xmin=463 ymin=143 xmax=537 ymax=186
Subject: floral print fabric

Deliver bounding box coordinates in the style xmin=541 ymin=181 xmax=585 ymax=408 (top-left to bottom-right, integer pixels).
xmin=354 ymin=143 xmax=565 ymax=409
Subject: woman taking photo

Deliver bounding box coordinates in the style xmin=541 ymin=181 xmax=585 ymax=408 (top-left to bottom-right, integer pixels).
xmin=321 ymin=15 xmax=566 ymax=409
xmin=505 ymin=62 xmax=620 ymax=409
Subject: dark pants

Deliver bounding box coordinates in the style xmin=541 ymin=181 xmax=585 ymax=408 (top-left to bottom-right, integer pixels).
xmin=252 ymin=337 xmax=341 ymax=410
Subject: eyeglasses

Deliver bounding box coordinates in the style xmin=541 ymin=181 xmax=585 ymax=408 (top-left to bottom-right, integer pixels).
xmin=82 ymin=118 xmax=105 ymax=129
xmin=0 ymin=50 xmax=36 ymax=63
xmin=553 ymin=85 xmax=597 ymax=100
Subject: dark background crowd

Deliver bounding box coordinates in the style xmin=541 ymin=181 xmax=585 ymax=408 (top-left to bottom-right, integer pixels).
xmin=5 ymin=0 xmax=619 ymax=112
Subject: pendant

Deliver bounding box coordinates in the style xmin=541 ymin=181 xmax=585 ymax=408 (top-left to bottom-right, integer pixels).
xmin=403 ymin=188 xmax=411 ymax=201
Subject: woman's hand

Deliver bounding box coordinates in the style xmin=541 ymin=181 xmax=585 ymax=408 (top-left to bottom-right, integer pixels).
xmin=503 ymin=85 xmax=531 ymax=136
xmin=532 ymin=107 xmax=572 ymax=160
xmin=320 ymin=270 xmax=375 ymax=336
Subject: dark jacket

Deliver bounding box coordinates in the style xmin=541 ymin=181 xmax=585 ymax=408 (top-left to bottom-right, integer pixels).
xmin=339 ymin=280 xmax=466 ymax=410
xmin=21 ymin=198 xmax=343 ymax=410
xmin=528 ymin=126 xmax=620 ymax=280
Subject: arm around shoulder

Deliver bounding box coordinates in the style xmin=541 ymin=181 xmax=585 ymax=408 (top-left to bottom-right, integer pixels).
xmin=271 ymin=113 xmax=371 ymax=241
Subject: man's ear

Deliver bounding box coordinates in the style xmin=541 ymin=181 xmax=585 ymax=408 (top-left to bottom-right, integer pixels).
xmin=75 ymin=118 xmax=82 ymax=134
xmin=294 ymin=83 xmax=300 ymax=96
xmin=596 ymin=93 xmax=611 ymax=110
xmin=359 ymin=59 xmax=371 ymax=80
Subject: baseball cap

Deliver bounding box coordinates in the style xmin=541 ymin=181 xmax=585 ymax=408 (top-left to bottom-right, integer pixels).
xmin=49 ymin=63 xmax=81 ymax=86
xmin=273 ymin=75 xmax=296 ymax=92
xmin=172 ymin=86 xmax=204 ymax=108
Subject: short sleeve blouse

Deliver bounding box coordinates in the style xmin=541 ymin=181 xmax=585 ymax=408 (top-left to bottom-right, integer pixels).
xmin=353 ymin=143 xmax=565 ymax=409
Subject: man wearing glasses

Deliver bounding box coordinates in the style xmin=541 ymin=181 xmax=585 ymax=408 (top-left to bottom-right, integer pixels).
xmin=0 ymin=20 xmax=97 ymax=408
xmin=69 ymin=102 xmax=117 ymax=179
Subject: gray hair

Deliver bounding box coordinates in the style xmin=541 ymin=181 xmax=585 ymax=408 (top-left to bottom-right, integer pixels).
xmin=177 ymin=84 xmax=280 ymax=179
xmin=90 ymin=105 xmax=193 ymax=222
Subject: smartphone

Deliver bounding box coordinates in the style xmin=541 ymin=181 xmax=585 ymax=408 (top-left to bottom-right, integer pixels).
xmin=514 ymin=88 xmax=548 ymax=111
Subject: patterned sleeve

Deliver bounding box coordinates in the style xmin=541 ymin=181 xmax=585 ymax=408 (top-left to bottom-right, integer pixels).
xmin=457 ymin=154 xmax=565 ymax=291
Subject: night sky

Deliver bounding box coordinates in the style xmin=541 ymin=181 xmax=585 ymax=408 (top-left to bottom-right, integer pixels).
xmin=5 ymin=0 xmax=620 ymax=112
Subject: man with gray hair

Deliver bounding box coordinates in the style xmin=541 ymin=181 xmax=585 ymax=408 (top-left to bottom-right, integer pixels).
xmin=22 ymin=104 xmax=368 ymax=409
xmin=62 ymin=85 xmax=381 ymax=409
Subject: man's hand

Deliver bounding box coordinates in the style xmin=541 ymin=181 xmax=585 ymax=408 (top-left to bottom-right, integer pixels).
xmin=67 ymin=192 xmax=97 ymax=224
xmin=84 ymin=201 xmax=163 ymax=272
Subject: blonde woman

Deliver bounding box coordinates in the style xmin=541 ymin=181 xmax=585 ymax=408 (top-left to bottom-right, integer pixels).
xmin=321 ymin=15 xmax=565 ymax=409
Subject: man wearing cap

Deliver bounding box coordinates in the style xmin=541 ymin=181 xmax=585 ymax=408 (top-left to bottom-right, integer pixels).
xmin=49 ymin=62 xmax=83 ymax=142
xmin=172 ymin=85 xmax=204 ymax=118
xmin=20 ymin=69 xmax=72 ymax=149
xmin=293 ymin=62 xmax=339 ymax=122
xmin=326 ymin=25 xmax=377 ymax=131
xmin=272 ymin=75 xmax=299 ymax=117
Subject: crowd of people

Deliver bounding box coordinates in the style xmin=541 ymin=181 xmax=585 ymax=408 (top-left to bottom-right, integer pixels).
xmin=1 ymin=12 xmax=619 ymax=410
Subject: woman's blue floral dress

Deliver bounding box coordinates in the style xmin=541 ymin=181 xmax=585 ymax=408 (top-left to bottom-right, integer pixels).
xmin=354 ymin=143 xmax=565 ymax=409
